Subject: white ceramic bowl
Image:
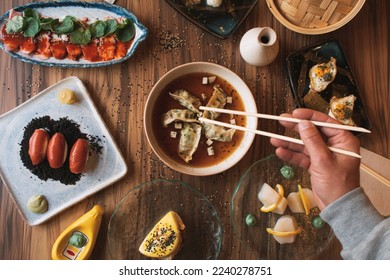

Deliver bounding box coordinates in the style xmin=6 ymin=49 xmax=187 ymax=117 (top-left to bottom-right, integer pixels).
xmin=144 ymin=62 xmax=257 ymax=176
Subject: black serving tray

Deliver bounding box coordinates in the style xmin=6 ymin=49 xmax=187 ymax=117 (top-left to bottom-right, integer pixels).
xmin=286 ymin=40 xmax=372 ymax=133
xmin=165 ymin=0 xmax=258 ymax=39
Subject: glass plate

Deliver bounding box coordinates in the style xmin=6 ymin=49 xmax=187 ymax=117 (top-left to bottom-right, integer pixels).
xmin=286 ymin=40 xmax=372 ymax=134
xmin=165 ymin=0 xmax=258 ymax=39
xmin=231 ymin=154 xmax=334 ymax=259
xmin=107 ymin=179 xmax=222 ymax=259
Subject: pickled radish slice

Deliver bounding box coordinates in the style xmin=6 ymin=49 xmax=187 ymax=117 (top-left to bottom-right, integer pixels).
xmin=267 ymin=215 xmax=302 ymax=244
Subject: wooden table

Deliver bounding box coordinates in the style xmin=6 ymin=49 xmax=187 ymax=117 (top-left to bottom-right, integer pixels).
xmin=0 ymin=0 xmax=388 ymax=260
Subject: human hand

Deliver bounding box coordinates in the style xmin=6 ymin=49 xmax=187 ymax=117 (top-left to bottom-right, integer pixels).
xmin=270 ymin=108 xmax=361 ymax=210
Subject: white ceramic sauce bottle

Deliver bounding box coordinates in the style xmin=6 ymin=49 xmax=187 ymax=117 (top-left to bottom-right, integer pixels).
xmin=239 ymin=27 xmax=279 ymax=67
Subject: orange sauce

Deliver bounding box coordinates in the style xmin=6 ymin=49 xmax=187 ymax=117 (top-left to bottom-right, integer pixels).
xmin=81 ymin=41 xmax=100 ymax=62
xmin=1 ymin=26 xmax=23 ymax=51
xmin=36 ymin=34 xmax=52 ymax=59
xmin=0 ymin=25 xmax=132 ymax=62
xmin=50 ymin=41 xmax=67 ymax=59
xmin=66 ymin=43 xmax=82 ymax=60
xmin=152 ymin=73 xmax=247 ymax=168
xmin=20 ymin=37 xmax=36 ymax=53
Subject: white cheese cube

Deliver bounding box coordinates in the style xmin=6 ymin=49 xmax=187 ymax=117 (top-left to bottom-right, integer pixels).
xmin=202 ymin=77 xmax=208 ymax=84
xmin=208 ymin=76 xmax=217 ymax=83
xmin=170 ymin=131 xmax=177 ymax=138
xmin=206 ymin=139 xmax=213 ymax=146
xmin=226 ymin=96 xmax=233 ymax=103
xmin=174 ymin=123 xmax=183 ymax=129
xmin=207 ymin=146 xmax=215 ymax=156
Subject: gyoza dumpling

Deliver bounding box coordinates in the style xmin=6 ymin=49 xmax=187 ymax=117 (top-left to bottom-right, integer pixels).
xmin=309 ymin=57 xmax=337 ymax=92
xmin=162 ymin=109 xmax=199 ymax=127
xmin=178 ymin=123 xmax=202 ymax=163
xmin=328 ymin=94 xmax=356 ymax=126
xmin=202 ymin=85 xmax=227 ymax=120
xmin=202 ymin=122 xmax=235 ymax=142
xmin=169 ymin=89 xmax=201 ymax=114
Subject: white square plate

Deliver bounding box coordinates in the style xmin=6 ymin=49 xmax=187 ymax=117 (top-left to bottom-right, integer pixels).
xmin=0 ymin=77 xmax=128 ymax=226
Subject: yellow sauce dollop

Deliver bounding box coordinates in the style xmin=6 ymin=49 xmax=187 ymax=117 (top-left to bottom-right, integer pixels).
xmin=57 ymin=88 xmax=77 ymax=104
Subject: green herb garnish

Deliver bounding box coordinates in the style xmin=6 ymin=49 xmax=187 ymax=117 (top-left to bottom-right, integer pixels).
xmin=5 ymin=15 xmax=26 ymax=33
xmin=40 ymin=18 xmax=59 ymax=32
xmin=105 ymin=19 xmax=118 ymax=35
xmin=23 ymin=17 xmax=40 ymax=37
xmin=70 ymin=28 xmax=92 ymax=45
xmin=89 ymin=20 xmax=107 ymax=38
xmin=23 ymin=8 xmax=40 ymax=21
xmin=116 ymin=19 xmax=135 ymax=42
xmin=55 ymin=15 xmax=76 ymax=34
xmin=4 ymin=8 xmax=135 ymax=45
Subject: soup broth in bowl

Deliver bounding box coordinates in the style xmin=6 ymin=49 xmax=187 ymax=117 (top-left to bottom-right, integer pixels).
xmin=144 ymin=62 xmax=257 ymax=176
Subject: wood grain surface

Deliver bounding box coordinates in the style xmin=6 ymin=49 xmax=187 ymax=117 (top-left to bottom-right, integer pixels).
xmin=0 ymin=0 xmax=389 ymax=260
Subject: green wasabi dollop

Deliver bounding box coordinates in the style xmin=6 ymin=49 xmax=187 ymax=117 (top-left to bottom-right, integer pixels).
xmin=312 ymin=216 xmax=325 ymax=229
xmin=27 ymin=195 xmax=48 ymax=214
xmin=245 ymin=214 xmax=257 ymax=227
xmin=280 ymin=165 xmax=295 ymax=180
xmin=69 ymin=232 xmax=87 ymax=248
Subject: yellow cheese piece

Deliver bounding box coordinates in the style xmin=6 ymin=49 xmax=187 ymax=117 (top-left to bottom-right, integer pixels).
xmin=57 ymin=88 xmax=77 ymax=104
xmin=139 ymin=211 xmax=185 ymax=259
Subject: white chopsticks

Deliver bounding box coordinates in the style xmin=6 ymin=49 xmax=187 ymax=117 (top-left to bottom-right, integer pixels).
xmin=198 ymin=106 xmax=365 ymax=159
xmin=199 ymin=106 xmax=371 ymax=134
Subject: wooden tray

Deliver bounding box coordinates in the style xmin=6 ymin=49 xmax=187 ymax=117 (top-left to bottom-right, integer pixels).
xmin=266 ymin=0 xmax=365 ymax=34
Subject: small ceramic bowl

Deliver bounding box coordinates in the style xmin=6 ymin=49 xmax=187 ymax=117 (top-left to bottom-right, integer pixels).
xmin=144 ymin=62 xmax=258 ymax=176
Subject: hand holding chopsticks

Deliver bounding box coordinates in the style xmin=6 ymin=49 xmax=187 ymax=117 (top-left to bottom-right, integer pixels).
xmin=198 ymin=106 xmax=369 ymax=159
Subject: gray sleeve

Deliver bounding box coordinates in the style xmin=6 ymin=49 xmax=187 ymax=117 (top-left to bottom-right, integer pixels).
xmin=320 ymin=187 xmax=390 ymax=259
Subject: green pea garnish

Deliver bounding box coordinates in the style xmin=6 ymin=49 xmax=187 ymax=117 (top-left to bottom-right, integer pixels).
xmin=245 ymin=214 xmax=257 ymax=227
xmin=280 ymin=165 xmax=295 ymax=180
xmin=312 ymin=216 xmax=325 ymax=229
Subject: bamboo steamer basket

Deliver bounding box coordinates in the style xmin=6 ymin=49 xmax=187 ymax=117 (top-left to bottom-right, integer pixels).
xmin=265 ymin=0 xmax=366 ymax=34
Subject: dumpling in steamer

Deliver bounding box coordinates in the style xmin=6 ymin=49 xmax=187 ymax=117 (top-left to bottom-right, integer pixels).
xmin=178 ymin=123 xmax=202 ymax=163
xmin=169 ymin=89 xmax=201 ymax=114
xmin=162 ymin=109 xmax=199 ymax=127
xmin=309 ymin=57 xmax=337 ymax=92
xmin=329 ymin=94 xmax=356 ymax=126
xmin=202 ymin=85 xmax=227 ymax=120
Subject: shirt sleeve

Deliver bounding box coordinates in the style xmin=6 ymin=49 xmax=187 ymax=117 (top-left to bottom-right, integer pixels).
xmin=320 ymin=187 xmax=390 ymax=259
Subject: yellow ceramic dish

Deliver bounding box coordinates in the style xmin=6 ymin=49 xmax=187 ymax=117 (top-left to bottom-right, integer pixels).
xmin=51 ymin=205 xmax=104 ymax=260
xmin=139 ymin=211 xmax=185 ymax=259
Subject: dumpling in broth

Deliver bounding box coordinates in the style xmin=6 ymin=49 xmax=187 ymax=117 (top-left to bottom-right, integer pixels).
xmin=202 ymin=85 xmax=227 ymax=120
xmin=202 ymin=122 xmax=235 ymax=142
xmin=178 ymin=123 xmax=202 ymax=163
xmin=162 ymin=109 xmax=199 ymax=127
xmin=169 ymin=89 xmax=201 ymax=114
